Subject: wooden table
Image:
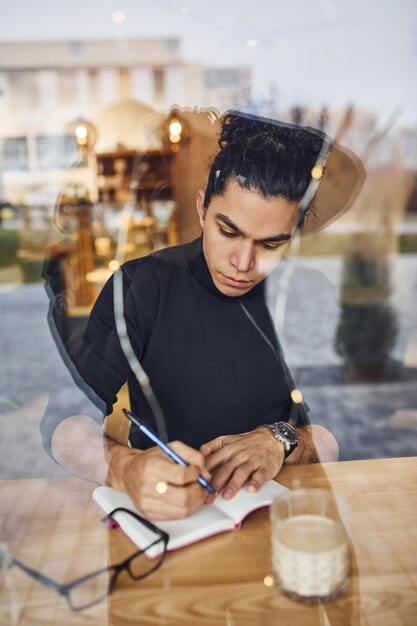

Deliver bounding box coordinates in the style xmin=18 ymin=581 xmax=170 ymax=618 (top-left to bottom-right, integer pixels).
xmin=1 ymin=457 xmax=416 ymax=625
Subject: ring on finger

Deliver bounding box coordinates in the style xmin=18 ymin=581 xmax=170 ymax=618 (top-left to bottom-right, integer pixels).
xmin=155 ymin=481 xmax=168 ymax=495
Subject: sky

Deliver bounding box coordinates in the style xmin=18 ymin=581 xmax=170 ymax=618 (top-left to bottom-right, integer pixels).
xmin=0 ymin=0 xmax=416 ymax=125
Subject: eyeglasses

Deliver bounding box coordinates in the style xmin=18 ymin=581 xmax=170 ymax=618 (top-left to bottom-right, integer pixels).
xmin=2 ymin=507 xmax=169 ymax=612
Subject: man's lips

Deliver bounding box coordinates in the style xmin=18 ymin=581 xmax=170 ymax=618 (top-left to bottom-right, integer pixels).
xmin=220 ymin=273 xmax=254 ymax=288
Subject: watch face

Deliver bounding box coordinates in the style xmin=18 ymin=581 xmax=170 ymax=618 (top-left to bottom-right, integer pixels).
xmin=277 ymin=422 xmax=297 ymax=444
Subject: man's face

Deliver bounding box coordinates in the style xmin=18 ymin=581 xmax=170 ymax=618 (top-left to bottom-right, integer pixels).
xmin=196 ymin=179 xmax=298 ymax=297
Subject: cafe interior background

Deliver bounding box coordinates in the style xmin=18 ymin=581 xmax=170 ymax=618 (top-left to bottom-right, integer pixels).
xmin=0 ymin=0 xmax=416 ymax=479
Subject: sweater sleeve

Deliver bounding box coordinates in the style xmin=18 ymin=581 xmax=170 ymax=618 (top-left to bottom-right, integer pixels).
xmin=74 ymin=272 xmax=133 ymax=413
xmin=40 ymin=258 xmax=156 ymax=459
xmin=76 ymin=256 xmax=159 ymax=411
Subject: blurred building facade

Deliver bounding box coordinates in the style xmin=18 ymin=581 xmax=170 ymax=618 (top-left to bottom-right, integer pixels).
xmin=0 ymin=38 xmax=250 ymax=208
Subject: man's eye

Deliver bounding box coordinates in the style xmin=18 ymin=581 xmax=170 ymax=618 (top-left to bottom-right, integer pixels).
xmin=218 ymin=227 xmax=236 ymax=238
xmin=260 ymin=242 xmax=282 ymax=251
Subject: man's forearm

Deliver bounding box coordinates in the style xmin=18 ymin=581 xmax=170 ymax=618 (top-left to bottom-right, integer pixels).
xmin=51 ymin=415 xmax=136 ymax=487
xmin=285 ymin=424 xmax=339 ymax=465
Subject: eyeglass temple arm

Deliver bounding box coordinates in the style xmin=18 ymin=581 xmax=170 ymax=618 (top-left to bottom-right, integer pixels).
xmin=102 ymin=507 xmax=169 ymax=542
xmin=12 ymin=556 xmax=66 ymax=595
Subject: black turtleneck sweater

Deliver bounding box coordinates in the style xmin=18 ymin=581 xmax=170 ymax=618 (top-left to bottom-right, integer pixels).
xmin=44 ymin=238 xmax=292 ymax=452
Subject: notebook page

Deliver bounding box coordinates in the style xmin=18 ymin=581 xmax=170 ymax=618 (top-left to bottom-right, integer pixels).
xmin=214 ymin=480 xmax=288 ymax=525
xmin=93 ymin=486 xmax=234 ymax=556
xmin=158 ymin=505 xmax=234 ymax=548
xmin=93 ymin=487 xmax=162 ymax=556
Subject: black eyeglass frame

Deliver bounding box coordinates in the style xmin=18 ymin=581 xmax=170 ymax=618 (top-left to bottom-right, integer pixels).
xmin=7 ymin=507 xmax=169 ymax=612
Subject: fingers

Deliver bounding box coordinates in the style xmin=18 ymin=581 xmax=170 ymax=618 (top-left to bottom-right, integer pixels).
xmin=203 ymin=438 xmax=252 ymax=495
xmin=124 ymin=442 xmax=212 ymax=520
xmin=120 ymin=430 xmax=281 ymax=520
xmin=213 ymin=461 xmax=270 ymax=500
xmin=200 ymin=430 xmax=285 ymax=500
xmin=136 ymin=481 xmax=205 ymax=521
xmin=246 ymin=466 xmax=268 ymax=493
xmin=170 ymin=440 xmax=205 ymax=469
xmin=204 ymin=444 xmax=235 ymax=472
xmin=137 ymin=441 xmax=210 ymax=486
xmin=169 ymin=440 xmax=212 ymax=481
xmin=157 ymin=457 xmax=204 ymax=486
xmin=200 ymin=435 xmax=233 ymax=458
xmin=213 ymin=461 xmax=254 ymax=500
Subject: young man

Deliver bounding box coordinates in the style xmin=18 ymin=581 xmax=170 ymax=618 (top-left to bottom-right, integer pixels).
xmin=42 ymin=112 xmax=363 ymax=520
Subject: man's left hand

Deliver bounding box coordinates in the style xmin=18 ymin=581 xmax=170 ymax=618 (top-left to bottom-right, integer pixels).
xmin=200 ymin=428 xmax=284 ymax=501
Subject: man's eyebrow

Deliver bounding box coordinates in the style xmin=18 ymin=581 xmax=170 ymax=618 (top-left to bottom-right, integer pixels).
xmin=215 ymin=213 xmax=291 ymax=243
xmin=259 ymin=233 xmax=291 ymax=243
xmin=216 ymin=213 xmax=244 ymax=235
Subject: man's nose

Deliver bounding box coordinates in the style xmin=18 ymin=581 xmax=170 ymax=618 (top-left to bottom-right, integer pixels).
xmin=230 ymin=242 xmax=256 ymax=273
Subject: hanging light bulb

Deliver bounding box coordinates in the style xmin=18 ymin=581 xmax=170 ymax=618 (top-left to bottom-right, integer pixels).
xmin=169 ymin=120 xmax=182 ymax=136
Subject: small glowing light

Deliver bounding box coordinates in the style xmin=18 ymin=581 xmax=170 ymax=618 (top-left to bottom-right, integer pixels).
xmin=108 ymin=260 xmax=120 ymax=272
xmin=75 ymin=125 xmax=88 ymax=139
xmin=311 ymin=165 xmax=323 ymax=180
xmin=112 ymin=10 xmax=126 ymax=24
xmin=169 ymin=120 xmax=182 ymax=135
xmin=156 ymin=481 xmax=168 ymax=494
xmin=263 ymin=575 xmax=274 ymax=587
xmin=171 ymin=144 xmax=180 ymax=153
xmin=95 ymin=237 xmax=111 ymax=256
xmin=1 ymin=208 xmax=14 ymax=220
xmin=247 ymin=38 xmax=258 ymax=48
xmin=180 ymin=5 xmax=190 ymax=14
xmin=291 ymin=389 xmax=303 ymax=404
xmin=76 ymin=136 xmax=88 ymax=146
xmin=86 ymin=269 xmax=112 ymax=283
xmin=169 ymin=133 xmax=181 ymax=143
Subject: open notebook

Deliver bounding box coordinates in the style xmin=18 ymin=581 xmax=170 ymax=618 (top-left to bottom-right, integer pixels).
xmin=93 ymin=480 xmax=288 ymax=558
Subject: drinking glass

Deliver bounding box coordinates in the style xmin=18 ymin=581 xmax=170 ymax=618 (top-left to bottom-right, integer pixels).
xmin=270 ymin=489 xmax=349 ymax=603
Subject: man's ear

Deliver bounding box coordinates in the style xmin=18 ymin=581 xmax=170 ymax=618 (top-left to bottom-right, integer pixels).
xmin=196 ymin=189 xmax=206 ymax=229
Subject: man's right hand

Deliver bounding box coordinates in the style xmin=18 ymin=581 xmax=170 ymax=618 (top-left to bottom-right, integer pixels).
xmin=51 ymin=416 xmax=210 ymax=521
xmin=108 ymin=440 xmax=211 ymax=520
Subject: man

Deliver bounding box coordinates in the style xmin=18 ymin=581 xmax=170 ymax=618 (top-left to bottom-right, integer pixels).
xmin=41 ymin=111 xmax=363 ymax=520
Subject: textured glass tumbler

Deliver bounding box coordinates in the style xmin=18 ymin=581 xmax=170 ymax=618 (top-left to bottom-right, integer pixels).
xmin=270 ymin=489 xmax=350 ymax=603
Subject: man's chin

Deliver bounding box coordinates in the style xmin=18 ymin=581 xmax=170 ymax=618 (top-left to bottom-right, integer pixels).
xmin=218 ymin=285 xmax=251 ymax=297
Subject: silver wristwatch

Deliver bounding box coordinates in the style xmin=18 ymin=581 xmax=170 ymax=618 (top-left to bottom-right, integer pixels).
xmin=262 ymin=422 xmax=298 ymax=459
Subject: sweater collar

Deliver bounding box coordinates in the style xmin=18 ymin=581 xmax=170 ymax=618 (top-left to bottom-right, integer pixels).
xmin=188 ymin=237 xmax=264 ymax=300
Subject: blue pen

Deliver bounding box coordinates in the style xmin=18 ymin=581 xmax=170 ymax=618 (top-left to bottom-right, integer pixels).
xmin=122 ymin=409 xmax=217 ymax=495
